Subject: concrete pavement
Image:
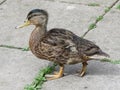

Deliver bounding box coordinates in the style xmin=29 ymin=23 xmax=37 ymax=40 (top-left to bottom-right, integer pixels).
xmin=0 ymin=0 xmax=120 ymax=90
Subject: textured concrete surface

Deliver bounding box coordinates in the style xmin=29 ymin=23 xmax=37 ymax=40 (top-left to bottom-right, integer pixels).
xmin=0 ymin=48 xmax=49 ymax=90
xmin=0 ymin=0 xmax=120 ymax=90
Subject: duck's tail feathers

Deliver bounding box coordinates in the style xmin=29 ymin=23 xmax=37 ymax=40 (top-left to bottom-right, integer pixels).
xmin=97 ymin=50 xmax=110 ymax=57
xmin=88 ymin=50 xmax=110 ymax=60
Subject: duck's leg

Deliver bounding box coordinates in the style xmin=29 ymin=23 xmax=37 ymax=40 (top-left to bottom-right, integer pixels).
xmin=46 ymin=65 xmax=64 ymax=80
xmin=80 ymin=62 xmax=88 ymax=77
xmin=79 ymin=55 xmax=89 ymax=76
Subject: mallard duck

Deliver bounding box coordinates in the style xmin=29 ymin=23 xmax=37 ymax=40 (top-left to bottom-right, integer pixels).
xmin=16 ymin=9 xmax=109 ymax=80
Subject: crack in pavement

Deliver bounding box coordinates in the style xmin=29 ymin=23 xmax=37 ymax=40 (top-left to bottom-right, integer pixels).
xmin=45 ymin=0 xmax=100 ymax=7
xmin=82 ymin=0 xmax=120 ymax=38
xmin=0 ymin=0 xmax=7 ymax=5
xmin=0 ymin=44 xmax=29 ymax=51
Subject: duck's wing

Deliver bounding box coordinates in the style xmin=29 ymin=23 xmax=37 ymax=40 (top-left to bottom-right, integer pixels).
xmin=40 ymin=28 xmax=80 ymax=63
xmin=73 ymin=36 xmax=109 ymax=57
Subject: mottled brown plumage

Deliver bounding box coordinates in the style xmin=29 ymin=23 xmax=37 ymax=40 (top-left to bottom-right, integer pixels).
xmin=17 ymin=9 xmax=109 ymax=80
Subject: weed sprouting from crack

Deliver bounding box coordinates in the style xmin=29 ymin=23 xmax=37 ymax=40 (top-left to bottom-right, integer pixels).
xmin=88 ymin=3 xmax=100 ymax=7
xmin=0 ymin=45 xmax=29 ymax=51
xmin=82 ymin=0 xmax=119 ymax=38
xmin=89 ymin=16 xmax=103 ymax=30
xmin=104 ymin=7 xmax=111 ymax=13
xmin=88 ymin=23 xmax=96 ymax=30
xmin=101 ymin=58 xmax=120 ymax=64
xmin=116 ymin=4 xmax=120 ymax=10
xmin=22 ymin=47 xmax=30 ymax=51
xmin=24 ymin=63 xmax=57 ymax=90
xmin=96 ymin=15 xmax=103 ymax=22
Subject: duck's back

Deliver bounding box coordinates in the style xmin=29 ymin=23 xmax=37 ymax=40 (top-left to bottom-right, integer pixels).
xmin=39 ymin=28 xmax=107 ymax=64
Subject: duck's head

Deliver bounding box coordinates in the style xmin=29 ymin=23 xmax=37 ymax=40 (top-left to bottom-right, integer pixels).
xmin=16 ymin=9 xmax=48 ymax=28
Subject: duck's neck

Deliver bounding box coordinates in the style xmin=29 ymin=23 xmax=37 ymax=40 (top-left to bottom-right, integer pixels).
xmin=36 ymin=25 xmax=47 ymax=38
xmin=32 ymin=25 xmax=47 ymax=40
xmin=29 ymin=25 xmax=47 ymax=48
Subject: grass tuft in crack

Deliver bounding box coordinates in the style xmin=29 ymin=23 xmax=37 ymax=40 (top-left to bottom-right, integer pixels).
xmin=88 ymin=3 xmax=100 ymax=6
xmin=24 ymin=63 xmax=57 ymax=90
xmin=81 ymin=23 xmax=96 ymax=38
xmin=104 ymin=7 xmax=111 ymax=13
xmin=88 ymin=16 xmax=103 ymax=31
xmin=116 ymin=4 xmax=120 ymax=10
xmin=22 ymin=47 xmax=30 ymax=51
xmin=82 ymin=0 xmax=120 ymax=38
xmin=96 ymin=15 xmax=103 ymax=22
xmin=0 ymin=44 xmax=29 ymax=51
xmin=101 ymin=58 xmax=120 ymax=64
xmin=88 ymin=23 xmax=96 ymax=30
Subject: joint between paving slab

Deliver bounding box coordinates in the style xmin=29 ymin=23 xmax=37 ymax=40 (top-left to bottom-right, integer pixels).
xmin=81 ymin=0 xmax=120 ymax=38
xmin=45 ymin=0 xmax=101 ymax=7
xmin=0 ymin=0 xmax=7 ymax=5
xmin=0 ymin=44 xmax=29 ymax=51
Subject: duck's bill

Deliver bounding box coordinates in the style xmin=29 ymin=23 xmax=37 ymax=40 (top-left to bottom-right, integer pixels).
xmin=15 ymin=20 xmax=31 ymax=29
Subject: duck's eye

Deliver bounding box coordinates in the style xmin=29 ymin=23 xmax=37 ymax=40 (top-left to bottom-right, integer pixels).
xmin=33 ymin=14 xmax=38 ymax=17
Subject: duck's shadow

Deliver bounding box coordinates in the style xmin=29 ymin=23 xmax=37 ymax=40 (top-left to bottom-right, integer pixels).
xmin=48 ymin=61 xmax=120 ymax=76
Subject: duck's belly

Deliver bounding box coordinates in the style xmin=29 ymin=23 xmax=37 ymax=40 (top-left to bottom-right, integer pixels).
xmin=66 ymin=58 xmax=83 ymax=64
xmin=30 ymin=46 xmax=83 ymax=65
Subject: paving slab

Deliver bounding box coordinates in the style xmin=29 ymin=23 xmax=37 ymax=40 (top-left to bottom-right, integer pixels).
xmin=0 ymin=0 xmax=120 ymax=90
xmin=0 ymin=48 xmax=49 ymax=90
xmin=0 ymin=0 xmax=105 ymax=47
xmin=53 ymin=0 xmax=117 ymax=7
xmin=85 ymin=4 xmax=120 ymax=60
xmin=43 ymin=75 xmax=120 ymax=90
